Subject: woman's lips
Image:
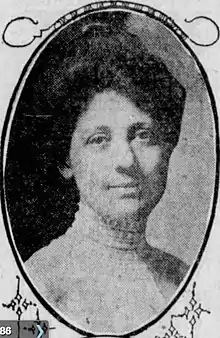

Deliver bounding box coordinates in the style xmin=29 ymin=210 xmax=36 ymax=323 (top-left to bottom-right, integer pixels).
xmin=108 ymin=182 xmax=140 ymax=198
xmin=108 ymin=181 xmax=139 ymax=188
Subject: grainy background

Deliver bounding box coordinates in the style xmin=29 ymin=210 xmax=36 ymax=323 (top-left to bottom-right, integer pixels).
xmin=124 ymin=14 xmax=216 ymax=265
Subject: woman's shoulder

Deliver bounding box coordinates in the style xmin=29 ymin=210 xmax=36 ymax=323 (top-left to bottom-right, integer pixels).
xmin=140 ymin=243 xmax=189 ymax=288
xmin=25 ymin=228 xmax=75 ymax=292
xmin=137 ymin=243 xmax=189 ymax=302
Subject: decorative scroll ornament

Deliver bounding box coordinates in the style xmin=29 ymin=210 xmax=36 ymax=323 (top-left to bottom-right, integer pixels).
xmin=2 ymin=1 xmax=219 ymax=48
xmin=154 ymin=282 xmax=210 ymax=338
xmin=2 ymin=276 xmax=39 ymax=322
xmin=2 ymin=276 xmax=56 ymax=338
xmin=184 ymin=16 xmax=220 ymax=47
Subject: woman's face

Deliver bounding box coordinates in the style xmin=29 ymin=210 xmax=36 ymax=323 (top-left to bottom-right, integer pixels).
xmin=63 ymin=90 xmax=172 ymax=221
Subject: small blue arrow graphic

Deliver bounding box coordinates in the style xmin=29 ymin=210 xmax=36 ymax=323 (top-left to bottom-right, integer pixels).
xmin=37 ymin=325 xmax=44 ymax=338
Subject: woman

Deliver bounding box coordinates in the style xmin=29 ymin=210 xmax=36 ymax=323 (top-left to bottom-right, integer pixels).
xmin=25 ymin=25 xmax=188 ymax=333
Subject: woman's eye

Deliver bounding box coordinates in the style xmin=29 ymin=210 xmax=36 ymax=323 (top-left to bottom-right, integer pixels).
xmin=87 ymin=134 xmax=109 ymax=145
xmin=134 ymin=129 xmax=150 ymax=140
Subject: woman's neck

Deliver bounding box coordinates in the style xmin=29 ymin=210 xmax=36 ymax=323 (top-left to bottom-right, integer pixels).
xmin=74 ymin=202 xmax=147 ymax=252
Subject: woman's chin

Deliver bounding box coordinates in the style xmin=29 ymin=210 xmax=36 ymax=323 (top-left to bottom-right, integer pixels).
xmin=100 ymin=198 xmax=150 ymax=220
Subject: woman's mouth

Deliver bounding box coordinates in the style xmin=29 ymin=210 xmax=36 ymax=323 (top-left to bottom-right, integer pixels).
xmin=108 ymin=182 xmax=140 ymax=198
xmin=108 ymin=181 xmax=139 ymax=188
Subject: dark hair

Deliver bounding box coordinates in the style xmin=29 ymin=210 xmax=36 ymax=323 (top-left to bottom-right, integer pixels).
xmin=34 ymin=26 xmax=186 ymax=171
xmin=6 ymin=24 xmax=186 ymax=261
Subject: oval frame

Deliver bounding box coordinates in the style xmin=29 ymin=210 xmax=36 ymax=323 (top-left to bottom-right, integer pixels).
xmin=1 ymin=1 xmax=219 ymax=337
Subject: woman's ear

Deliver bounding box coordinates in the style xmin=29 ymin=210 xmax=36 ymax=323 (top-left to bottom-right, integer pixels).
xmin=59 ymin=165 xmax=74 ymax=179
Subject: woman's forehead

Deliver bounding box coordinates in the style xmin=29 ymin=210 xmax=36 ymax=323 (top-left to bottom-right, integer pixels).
xmin=77 ymin=90 xmax=153 ymax=131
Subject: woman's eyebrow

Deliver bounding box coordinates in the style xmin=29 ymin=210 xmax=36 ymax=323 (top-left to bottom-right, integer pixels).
xmin=129 ymin=121 xmax=152 ymax=130
xmin=82 ymin=125 xmax=110 ymax=134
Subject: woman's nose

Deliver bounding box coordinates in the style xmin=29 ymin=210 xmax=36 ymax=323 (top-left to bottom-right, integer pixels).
xmin=111 ymin=140 xmax=135 ymax=168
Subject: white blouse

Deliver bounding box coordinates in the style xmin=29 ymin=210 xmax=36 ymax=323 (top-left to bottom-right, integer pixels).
xmin=26 ymin=202 xmax=186 ymax=334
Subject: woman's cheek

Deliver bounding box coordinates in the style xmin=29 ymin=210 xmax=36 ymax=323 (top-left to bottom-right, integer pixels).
xmin=76 ymin=153 xmax=103 ymax=189
xmin=138 ymin=146 xmax=162 ymax=174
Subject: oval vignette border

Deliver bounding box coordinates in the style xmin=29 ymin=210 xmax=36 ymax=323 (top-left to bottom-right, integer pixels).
xmin=0 ymin=1 xmax=219 ymax=337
